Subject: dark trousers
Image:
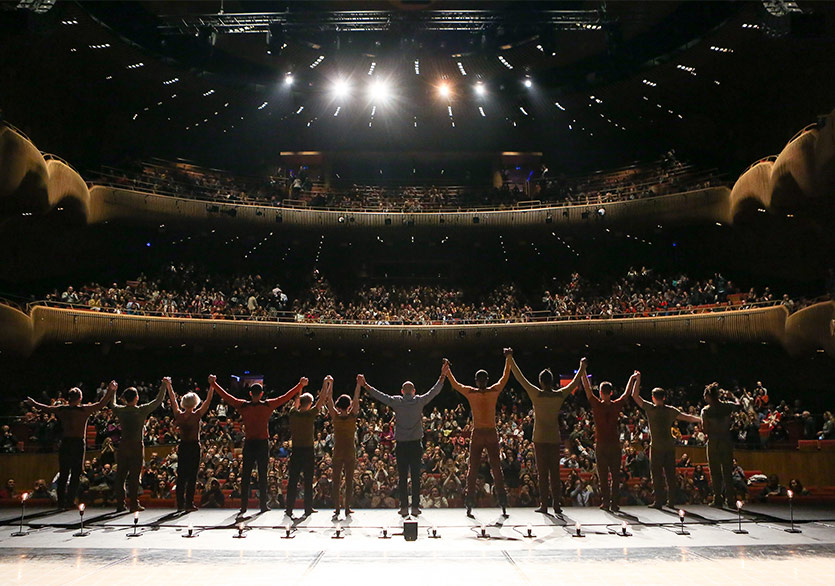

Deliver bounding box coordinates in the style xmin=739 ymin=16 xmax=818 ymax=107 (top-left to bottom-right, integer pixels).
xmin=241 ymin=439 xmax=269 ymax=511
xmin=649 ymin=446 xmax=677 ymax=506
xmin=115 ymin=446 xmax=144 ymax=507
xmin=596 ymin=443 xmax=622 ymax=508
xmin=176 ymin=441 xmax=200 ymax=510
xmin=466 ymin=429 xmax=507 ymax=506
xmin=395 ymin=440 xmax=423 ymax=509
xmin=57 ymin=438 xmax=85 ymax=508
xmin=534 ymin=442 xmax=561 ymax=508
xmin=707 ymin=441 xmax=735 ymax=505
xmin=285 ymin=446 xmax=314 ymax=513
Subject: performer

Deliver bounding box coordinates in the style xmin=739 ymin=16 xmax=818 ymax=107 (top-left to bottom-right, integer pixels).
xmin=360 ymin=360 xmax=448 ymax=517
xmin=631 ymin=379 xmax=701 ymax=509
xmin=165 ymin=378 xmax=214 ymax=512
xmin=510 ymin=352 xmax=587 ymax=515
xmin=285 ymin=376 xmax=331 ymax=518
xmin=446 ymin=349 xmax=512 ymax=517
xmin=112 ymin=380 xmax=167 ymax=512
xmin=326 ymin=375 xmax=362 ymax=518
xmin=25 ymin=381 xmax=117 ymax=509
xmin=210 ymin=374 xmax=307 ymax=515
xmin=583 ymin=370 xmax=636 ymax=512
xmin=700 ymin=382 xmax=741 ymax=508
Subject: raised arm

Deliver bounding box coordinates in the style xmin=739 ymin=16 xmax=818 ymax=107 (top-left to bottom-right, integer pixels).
xmin=142 ymin=379 xmax=168 ymax=412
xmin=581 ymin=364 xmax=595 ymax=403
xmin=616 ymin=371 xmax=638 ymax=403
xmin=677 ymin=411 xmax=702 ymax=424
xmin=361 ymin=376 xmax=396 ymax=407
xmin=417 ymin=360 xmax=449 ymax=405
xmin=350 ymin=375 xmax=362 ymax=416
xmin=631 ymin=372 xmax=646 ymax=409
xmin=209 ymin=375 xmax=245 ymax=409
xmin=165 ymin=378 xmax=182 ymax=415
xmin=196 ymin=384 xmax=215 ymax=418
xmin=24 ymin=397 xmax=60 ymax=413
xmin=508 ymin=355 xmax=541 ymax=399
xmin=270 ymin=377 xmax=308 ymax=409
xmin=313 ymin=376 xmax=332 ymax=410
xmin=487 ymin=349 xmax=513 ymax=393
xmin=555 ymin=357 xmax=587 ymax=397
xmin=445 ymin=363 xmax=473 ymax=396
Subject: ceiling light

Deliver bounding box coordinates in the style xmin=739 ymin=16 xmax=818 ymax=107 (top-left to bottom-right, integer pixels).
xmin=523 ymin=78 xmax=533 ymax=88
xmin=332 ymin=79 xmax=350 ymax=100
xmin=438 ymin=82 xmax=451 ymax=98
xmin=474 ymin=82 xmax=486 ymax=96
xmin=284 ymin=74 xmax=294 ymax=86
xmin=368 ymin=80 xmax=391 ymax=102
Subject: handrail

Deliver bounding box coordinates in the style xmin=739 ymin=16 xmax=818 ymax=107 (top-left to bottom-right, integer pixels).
xmin=24 ymin=299 xmax=788 ymax=326
xmin=741 ymin=155 xmax=779 ymax=176
xmin=90 ymin=180 xmax=729 ymax=215
xmin=786 ymin=122 xmax=820 ymax=146
xmin=0 ymin=120 xmax=33 ymax=143
xmin=42 ymin=152 xmax=82 ymax=175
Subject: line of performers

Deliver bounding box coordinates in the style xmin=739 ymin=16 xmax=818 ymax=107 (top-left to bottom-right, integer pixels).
xmin=25 ymin=348 xmax=741 ymax=519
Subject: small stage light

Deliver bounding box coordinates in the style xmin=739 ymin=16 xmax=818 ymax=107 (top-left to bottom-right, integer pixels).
xmin=284 ymin=74 xmax=294 ymax=86
xmin=474 ymin=82 xmax=486 ymax=96
xmin=438 ymin=82 xmax=451 ymax=98
xmin=573 ymin=522 xmax=584 ymax=538
xmin=524 ymin=78 xmax=533 ymax=88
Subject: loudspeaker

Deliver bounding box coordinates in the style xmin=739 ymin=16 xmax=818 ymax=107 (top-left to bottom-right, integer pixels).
xmin=403 ymin=520 xmax=418 ymax=541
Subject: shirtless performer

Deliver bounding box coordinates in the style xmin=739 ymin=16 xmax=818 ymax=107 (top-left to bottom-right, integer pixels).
xmin=510 ymin=353 xmax=587 ymax=515
xmin=165 ymin=378 xmax=214 ymax=512
xmin=25 ymin=381 xmax=117 ymax=509
xmin=446 ymin=349 xmax=512 ymax=517
xmin=325 ymin=375 xmax=362 ymax=518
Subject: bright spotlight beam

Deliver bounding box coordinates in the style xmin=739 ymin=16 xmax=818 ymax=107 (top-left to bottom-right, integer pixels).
xmin=332 ymin=79 xmax=350 ymax=100
xmin=368 ymin=80 xmax=391 ymax=102
xmin=438 ymin=82 xmax=451 ymax=98
xmin=284 ymin=74 xmax=294 ymax=86
xmin=523 ymin=78 xmax=533 ymax=88
xmin=474 ymin=83 xmax=486 ymax=96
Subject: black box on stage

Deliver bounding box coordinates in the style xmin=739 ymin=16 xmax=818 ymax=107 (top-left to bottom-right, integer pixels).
xmin=403 ymin=520 xmax=418 ymax=541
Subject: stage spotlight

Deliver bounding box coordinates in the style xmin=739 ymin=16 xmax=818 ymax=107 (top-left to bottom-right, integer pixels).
xmin=369 ymin=80 xmax=391 ymax=102
xmin=284 ymin=74 xmax=294 ymax=86
xmin=332 ymin=79 xmax=350 ymax=100
xmin=524 ymin=78 xmax=533 ymax=88
xmin=438 ymin=82 xmax=451 ymax=98
xmin=474 ymin=82 xmax=486 ymax=96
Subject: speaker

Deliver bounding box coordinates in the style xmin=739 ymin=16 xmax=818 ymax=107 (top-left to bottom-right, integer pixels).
xmin=403 ymin=520 xmax=418 ymax=541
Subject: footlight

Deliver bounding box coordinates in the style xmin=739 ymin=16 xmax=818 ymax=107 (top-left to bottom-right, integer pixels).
xmin=733 ymin=500 xmax=748 ymax=534
xmin=379 ymin=526 xmax=391 ymax=539
xmin=10 ymin=492 xmax=29 ymax=537
xmin=573 ymin=522 xmax=585 ymax=538
xmin=677 ymin=509 xmax=690 ymax=535
xmin=619 ymin=521 xmax=632 ymax=537
xmin=524 ymin=524 xmax=535 ymax=538
xmin=127 ymin=511 xmax=141 ymax=537
xmin=785 ymin=490 xmax=802 ymax=533
xmin=73 ymin=503 xmax=90 ymax=537
xmin=477 ymin=523 xmax=489 ymax=539
xmin=233 ymin=522 xmax=246 ymax=538
xmin=332 ymin=523 xmax=344 ymax=539
xmin=428 ymin=525 xmax=441 ymax=539
xmin=282 ymin=524 xmax=294 ymax=539
xmin=183 ymin=523 xmax=197 ymax=538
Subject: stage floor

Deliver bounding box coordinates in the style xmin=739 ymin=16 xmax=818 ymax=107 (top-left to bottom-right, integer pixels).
xmin=1 ymin=506 xmax=833 ymax=585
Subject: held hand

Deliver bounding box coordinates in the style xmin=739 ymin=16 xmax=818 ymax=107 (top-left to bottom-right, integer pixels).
xmin=299 ymin=376 xmax=309 ymax=387
xmin=579 ymin=357 xmax=588 ymax=371
xmin=208 ymin=374 xmax=217 ymax=387
xmin=325 ymin=374 xmax=334 ymax=383
xmin=162 ymin=376 xmax=172 ymax=388
xmin=503 ymin=347 xmax=513 ymax=357
xmin=357 ymin=374 xmax=366 ymax=386
xmin=107 ymin=380 xmax=118 ymax=392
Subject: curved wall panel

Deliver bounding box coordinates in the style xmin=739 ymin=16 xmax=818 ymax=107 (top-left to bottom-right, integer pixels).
xmin=0 ymin=303 xmax=786 ymax=356
xmin=784 ymin=301 xmax=835 ymax=357
xmin=0 ymin=303 xmax=35 ymax=355
xmin=0 ymin=126 xmax=50 ymax=212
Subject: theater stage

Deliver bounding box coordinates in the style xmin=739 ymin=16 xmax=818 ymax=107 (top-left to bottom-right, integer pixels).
xmin=1 ymin=505 xmax=833 ymax=585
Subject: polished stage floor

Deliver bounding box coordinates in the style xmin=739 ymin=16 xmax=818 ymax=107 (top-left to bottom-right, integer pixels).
xmin=1 ymin=505 xmax=833 ymax=585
